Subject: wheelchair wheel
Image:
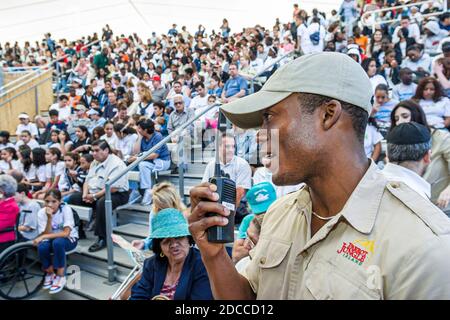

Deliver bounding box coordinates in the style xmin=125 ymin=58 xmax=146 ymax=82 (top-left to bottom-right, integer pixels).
xmin=0 ymin=242 xmax=45 ymax=300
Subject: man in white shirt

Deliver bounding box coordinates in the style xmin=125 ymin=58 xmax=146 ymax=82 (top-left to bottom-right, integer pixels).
xmin=383 ymin=122 xmax=432 ymax=200
xmin=392 ymin=16 xmax=421 ymax=45
xmin=189 ymin=82 xmax=209 ymax=112
xmin=202 ymin=133 xmax=252 ymax=210
xmin=16 ymin=113 xmax=39 ymax=139
xmin=49 ymin=95 xmax=71 ymax=122
xmin=295 ymin=15 xmax=312 ymax=55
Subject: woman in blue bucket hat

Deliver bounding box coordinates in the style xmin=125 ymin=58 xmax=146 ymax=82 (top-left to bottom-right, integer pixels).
xmin=130 ymin=208 xmax=213 ymax=300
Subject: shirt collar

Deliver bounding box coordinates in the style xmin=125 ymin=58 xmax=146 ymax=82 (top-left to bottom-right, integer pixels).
xmin=383 ymin=163 xmax=431 ymax=199
xmin=338 ymin=161 xmax=386 ymax=234
xmin=296 ymin=161 xmax=386 ymax=235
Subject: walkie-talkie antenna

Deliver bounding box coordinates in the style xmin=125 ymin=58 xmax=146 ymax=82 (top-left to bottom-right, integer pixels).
xmin=214 ymin=111 xmax=227 ymax=177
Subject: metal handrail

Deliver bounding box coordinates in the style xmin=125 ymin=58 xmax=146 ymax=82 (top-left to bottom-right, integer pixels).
xmin=103 ymin=102 xmax=221 ymax=283
xmin=248 ymin=50 xmax=296 ymax=94
xmin=361 ymin=0 xmax=445 ymax=27
xmin=0 ymin=39 xmax=101 ymax=93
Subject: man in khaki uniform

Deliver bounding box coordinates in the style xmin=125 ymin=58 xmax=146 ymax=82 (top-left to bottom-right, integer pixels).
xmin=188 ymin=52 xmax=450 ymax=300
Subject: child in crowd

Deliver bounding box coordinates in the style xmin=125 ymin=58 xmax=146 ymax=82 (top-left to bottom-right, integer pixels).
xmin=101 ymin=121 xmax=118 ymax=150
xmin=34 ymin=189 xmax=78 ymax=294
xmin=114 ymin=123 xmax=138 ymax=161
xmin=26 ymin=148 xmax=47 ymax=193
xmin=45 ymin=110 xmax=67 ymax=132
xmin=58 ymin=130 xmax=73 ymax=156
xmin=72 ymin=126 xmax=92 ymax=155
xmin=0 ymin=147 xmax=20 ymax=173
xmin=16 ymin=113 xmax=39 ymax=138
xmin=75 ymin=153 xmax=93 ymax=191
xmin=47 ymin=129 xmax=61 ymax=149
xmin=60 ymin=152 xmax=81 ymax=202
xmin=15 ymin=183 xmax=41 ymax=241
xmin=33 ymin=148 xmax=65 ymax=199
xmin=91 ymin=126 xmax=105 ymax=142
xmin=0 ymin=131 xmax=15 ymax=150
xmin=17 ymin=145 xmax=34 ymax=182
xmin=391 ymin=68 xmax=418 ymax=102
xmin=371 ymin=84 xmax=398 ymax=136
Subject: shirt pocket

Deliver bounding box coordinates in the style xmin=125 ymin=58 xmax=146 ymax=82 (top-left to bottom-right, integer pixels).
xmin=305 ymin=259 xmax=381 ymax=300
xmin=249 ymin=237 xmax=291 ymax=298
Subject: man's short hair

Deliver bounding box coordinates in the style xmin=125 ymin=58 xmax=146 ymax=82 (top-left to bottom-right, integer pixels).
xmin=194 ymin=81 xmax=205 ymax=89
xmin=297 ymin=93 xmax=368 ymax=144
xmin=137 ymin=119 xmax=155 ymax=135
xmin=21 ymin=130 xmax=31 ymax=136
xmin=91 ymin=139 xmax=112 ymax=153
xmin=387 ymin=141 xmax=431 ymax=163
xmin=59 ymin=95 xmax=68 ymax=101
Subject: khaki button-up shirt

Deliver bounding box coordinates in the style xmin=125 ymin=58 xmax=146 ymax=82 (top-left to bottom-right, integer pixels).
xmin=86 ymin=154 xmax=129 ymax=194
xmin=423 ymin=129 xmax=450 ymax=211
xmin=242 ymin=162 xmax=450 ymax=299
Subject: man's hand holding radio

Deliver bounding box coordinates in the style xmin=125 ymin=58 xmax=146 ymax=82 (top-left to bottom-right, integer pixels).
xmin=188 ymin=182 xmax=230 ymax=259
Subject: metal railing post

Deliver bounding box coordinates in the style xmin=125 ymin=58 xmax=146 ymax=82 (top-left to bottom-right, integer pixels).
xmin=34 ymin=86 xmax=39 ymax=115
xmin=104 ymin=183 xmax=116 ymax=284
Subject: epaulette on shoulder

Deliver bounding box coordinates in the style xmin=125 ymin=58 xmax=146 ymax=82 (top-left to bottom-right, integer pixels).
xmin=386 ymin=181 xmax=450 ymax=236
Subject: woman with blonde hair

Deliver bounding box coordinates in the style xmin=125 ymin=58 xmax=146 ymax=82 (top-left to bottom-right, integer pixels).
xmin=131 ymin=182 xmax=186 ymax=250
xmin=128 ymin=82 xmax=154 ymax=118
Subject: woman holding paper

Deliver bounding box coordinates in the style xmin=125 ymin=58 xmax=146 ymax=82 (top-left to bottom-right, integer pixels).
xmin=129 ymin=208 xmax=213 ymax=300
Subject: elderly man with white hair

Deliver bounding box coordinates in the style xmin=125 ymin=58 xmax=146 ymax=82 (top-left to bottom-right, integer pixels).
xmin=0 ymin=175 xmax=20 ymax=253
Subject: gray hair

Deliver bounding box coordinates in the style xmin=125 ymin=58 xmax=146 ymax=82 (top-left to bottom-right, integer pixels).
xmin=387 ymin=141 xmax=432 ymax=163
xmin=0 ymin=175 xmax=18 ymax=198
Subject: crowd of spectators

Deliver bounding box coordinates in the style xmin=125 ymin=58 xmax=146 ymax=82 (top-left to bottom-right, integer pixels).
xmin=0 ymin=0 xmax=450 ymax=299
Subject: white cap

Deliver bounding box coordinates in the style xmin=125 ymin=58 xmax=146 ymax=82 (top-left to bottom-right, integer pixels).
xmin=18 ymin=113 xmax=30 ymax=119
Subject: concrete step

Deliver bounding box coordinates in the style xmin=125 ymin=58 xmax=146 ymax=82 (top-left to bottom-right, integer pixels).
xmin=29 ymin=289 xmax=88 ymax=300
xmin=113 ymin=223 xmax=148 ymax=239
xmin=64 ymin=270 xmax=122 ymax=300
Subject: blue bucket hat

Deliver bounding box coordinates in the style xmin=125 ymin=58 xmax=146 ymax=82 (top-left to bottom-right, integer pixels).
xmin=246 ymin=182 xmax=277 ymax=215
xmin=150 ymin=208 xmax=191 ymax=239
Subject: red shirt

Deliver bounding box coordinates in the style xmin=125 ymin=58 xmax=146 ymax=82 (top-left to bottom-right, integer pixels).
xmin=0 ymin=197 xmax=20 ymax=243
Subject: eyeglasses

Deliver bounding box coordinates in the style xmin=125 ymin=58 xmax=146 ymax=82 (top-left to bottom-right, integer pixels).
xmin=174 ymin=101 xmax=183 ymax=105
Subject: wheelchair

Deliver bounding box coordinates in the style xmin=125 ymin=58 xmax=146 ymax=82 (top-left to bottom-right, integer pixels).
xmin=0 ymin=208 xmax=81 ymax=300
xmin=0 ymin=209 xmax=44 ymax=300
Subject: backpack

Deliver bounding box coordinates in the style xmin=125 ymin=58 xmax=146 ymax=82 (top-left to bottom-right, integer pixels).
xmin=309 ymin=25 xmax=321 ymax=46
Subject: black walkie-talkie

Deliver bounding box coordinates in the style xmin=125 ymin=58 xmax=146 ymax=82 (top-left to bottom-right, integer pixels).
xmin=206 ymin=111 xmax=236 ymax=243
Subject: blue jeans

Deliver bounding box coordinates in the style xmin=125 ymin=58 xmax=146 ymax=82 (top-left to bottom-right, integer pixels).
xmin=38 ymin=238 xmax=77 ymax=270
xmin=138 ymin=159 xmax=171 ymax=190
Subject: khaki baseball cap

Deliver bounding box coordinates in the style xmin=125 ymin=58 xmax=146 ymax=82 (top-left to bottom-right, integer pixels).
xmin=220 ymin=52 xmax=373 ymax=129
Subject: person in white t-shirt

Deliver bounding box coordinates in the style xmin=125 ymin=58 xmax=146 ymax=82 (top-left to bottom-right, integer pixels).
xmin=16 ymin=113 xmax=39 ymax=138
xmin=0 ymin=147 xmax=20 ymax=173
xmin=306 ymin=17 xmax=326 ymax=54
xmin=189 ymin=82 xmax=209 ymax=112
xmin=362 ymin=58 xmax=388 ymax=93
xmin=15 ymin=130 xmax=40 ymax=150
xmin=100 ymin=121 xmax=118 ymax=151
xmin=364 ymin=121 xmax=383 ymax=161
xmin=49 ymin=95 xmax=71 ymax=122
xmin=296 ymin=15 xmax=312 ymax=55
xmin=35 ymin=189 xmax=78 ymax=294
xmin=413 ymin=77 xmax=450 ymax=129
xmin=33 ymin=148 xmax=65 ymax=200
xmin=0 ymin=131 xmax=15 ymax=150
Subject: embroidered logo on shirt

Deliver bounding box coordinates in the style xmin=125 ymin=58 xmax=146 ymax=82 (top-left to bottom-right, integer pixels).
xmin=337 ymin=240 xmax=373 ymax=266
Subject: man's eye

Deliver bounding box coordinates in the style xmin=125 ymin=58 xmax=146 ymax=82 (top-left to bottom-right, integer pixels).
xmin=263 ymin=113 xmax=272 ymax=121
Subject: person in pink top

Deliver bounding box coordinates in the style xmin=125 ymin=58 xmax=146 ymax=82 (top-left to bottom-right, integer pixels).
xmin=0 ymin=175 xmax=20 ymax=253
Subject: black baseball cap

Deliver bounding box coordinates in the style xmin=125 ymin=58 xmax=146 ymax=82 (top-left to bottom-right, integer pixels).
xmin=386 ymin=122 xmax=431 ymax=145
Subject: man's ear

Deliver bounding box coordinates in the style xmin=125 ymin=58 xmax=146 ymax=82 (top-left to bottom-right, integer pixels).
xmin=423 ymin=149 xmax=432 ymax=165
xmin=321 ymin=100 xmax=342 ymax=131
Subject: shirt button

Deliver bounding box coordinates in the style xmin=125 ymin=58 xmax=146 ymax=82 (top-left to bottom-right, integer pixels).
xmin=390 ymin=182 xmax=400 ymax=189
xmin=259 ymin=257 xmax=266 ymax=265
